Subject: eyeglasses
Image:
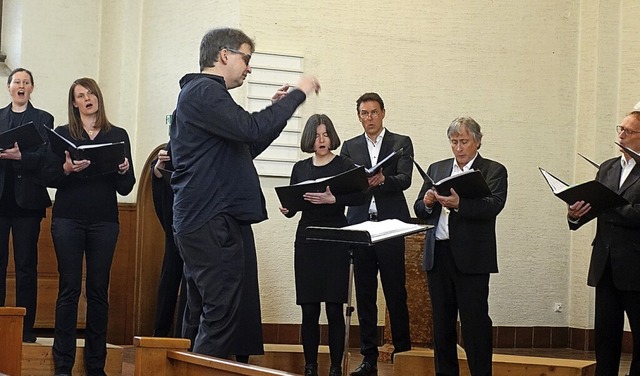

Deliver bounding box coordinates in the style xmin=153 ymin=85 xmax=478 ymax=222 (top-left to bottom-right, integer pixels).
xmin=616 ymin=125 xmax=640 ymax=136
xmin=359 ymin=110 xmax=381 ymax=119
xmin=224 ymin=47 xmax=252 ymax=66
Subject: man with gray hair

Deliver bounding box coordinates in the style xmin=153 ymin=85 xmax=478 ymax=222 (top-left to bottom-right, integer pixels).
xmin=170 ymin=27 xmax=320 ymax=360
xmin=414 ymin=117 xmax=508 ymax=376
xmin=567 ymin=108 xmax=640 ymax=376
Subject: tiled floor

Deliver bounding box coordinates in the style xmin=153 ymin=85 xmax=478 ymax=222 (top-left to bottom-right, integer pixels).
xmin=121 ymin=346 xmax=632 ymax=375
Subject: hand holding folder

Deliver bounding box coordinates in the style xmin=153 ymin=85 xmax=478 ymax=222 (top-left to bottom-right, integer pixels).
xmin=538 ymin=166 xmax=628 ymax=224
xmin=365 ymin=148 xmax=403 ymax=176
xmin=46 ymin=127 xmax=126 ymax=177
xmin=275 ymin=166 xmax=368 ymax=211
xmin=0 ymin=121 xmax=45 ymax=151
xmin=410 ymin=156 xmax=492 ymax=198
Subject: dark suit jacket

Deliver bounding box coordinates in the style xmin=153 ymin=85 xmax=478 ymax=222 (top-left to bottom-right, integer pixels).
xmin=0 ymin=102 xmax=54 ymax=210
xmin=414 ymin=154 xmax=508 ymax=273
xmin=340 ymin=130 xmax=413 ymax=224
xmin=569 ymin=157 xmax=640 ymax=291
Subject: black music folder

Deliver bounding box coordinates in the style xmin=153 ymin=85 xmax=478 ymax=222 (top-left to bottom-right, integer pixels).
xmin=275 ymin=166 xmax=368 ymax=211
xmin=305 ymin=219 xmax=430 ymax=245
xmin=411 ymin=156 xmax=491 ymax=198
xmin=577 ymin=152 xmax=600 ymax=169
xmin=46 ymin=128 xmax=126 ymax=177
xmin=365 ymin=148 xmax=403 ymax=176
xmin=538 ymin=166 xmax=628 ymax=224
xmin=0 ymin=121 xmax=45 ymax=151
xmin=615 ymin=142 xmax=640 ymax=164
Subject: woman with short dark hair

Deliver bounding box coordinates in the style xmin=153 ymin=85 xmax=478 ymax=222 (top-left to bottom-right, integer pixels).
xmin=280 ymin=114 xmax=365 ymax=376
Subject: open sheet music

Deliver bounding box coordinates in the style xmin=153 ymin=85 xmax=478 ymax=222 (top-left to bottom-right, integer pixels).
xmin=538 ymin=166 xmax=628 ymax=224
xmin=305 ymin=219 xmax=430 ymax=245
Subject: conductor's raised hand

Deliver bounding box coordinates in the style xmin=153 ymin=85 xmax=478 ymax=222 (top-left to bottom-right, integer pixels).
xmin=271 ymin=84 xmax=291 ymax=104
xmin=296 ymin=75 xmax=321 ymax=96
xmin=303 ymin=185 xmax=336 ymax=205
xmin=435 ymin=187 xmax=460 ymax=209
xmin=568 ymin=200 xmax=591 ymax=220
xmin=63 ymin=150 xmax=90 ymax=175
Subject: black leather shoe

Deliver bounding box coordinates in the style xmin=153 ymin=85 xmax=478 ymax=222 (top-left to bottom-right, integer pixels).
xmin=304 ymin=363 xmax=318 ymax=376
xmin=22 ymin=333 xmax=37 ymax=343
xmin=329 ymin=365 xmax=342 ymax=376
xmin=350 ymin=361 xmax=377 ymax=375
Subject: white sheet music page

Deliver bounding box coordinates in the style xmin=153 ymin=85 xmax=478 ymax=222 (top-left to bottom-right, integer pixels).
xmin=344 ymin=219 xmax=426 ymax=243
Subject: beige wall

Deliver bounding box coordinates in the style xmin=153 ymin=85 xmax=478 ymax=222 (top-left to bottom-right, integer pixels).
xmin=2 ymin=0 xmax=639 ymax=331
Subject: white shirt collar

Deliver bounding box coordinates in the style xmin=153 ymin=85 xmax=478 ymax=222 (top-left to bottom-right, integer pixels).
xmin=365 ymin=128 xmax=386 ymax=146
xmin=453 ymin=152 xmax=479 ymax=173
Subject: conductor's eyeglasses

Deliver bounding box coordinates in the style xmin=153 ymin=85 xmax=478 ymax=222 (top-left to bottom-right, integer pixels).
xmin=616 ymin=125 xmax=640 ymax=136
xmin=224 ymin=47 xmax=252 ymax=66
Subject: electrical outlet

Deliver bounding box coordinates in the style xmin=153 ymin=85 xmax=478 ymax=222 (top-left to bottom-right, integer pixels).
xmin=554 ymin=303 xmax=563 ymax=313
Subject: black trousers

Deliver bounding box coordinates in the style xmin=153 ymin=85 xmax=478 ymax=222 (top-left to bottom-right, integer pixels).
xmin=153 ymin=229 xmax=185 ymax=337
xmin=428 ymin=240 xmax=492 ymax=376
xmin=176 ymin=214 xmax=244 ymax=358
xmin=51 ymin=218 xmax=119 ymax=375
xmin=0 ymin=216 xmax=42 ymax=338
xmin=353 ymin=236 xmax=411 ymax=363
xmin=594 ymin=259 xmax=640 ymax=376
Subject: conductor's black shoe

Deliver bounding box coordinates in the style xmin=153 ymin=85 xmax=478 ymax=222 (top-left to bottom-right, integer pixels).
xmin=22 ymin=333 xmax=37 ymax=343
xmin=350 ymin=361 xmax=377 ymax=375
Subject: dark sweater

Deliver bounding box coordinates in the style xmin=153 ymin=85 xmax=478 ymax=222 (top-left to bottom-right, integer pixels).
xmin=169 ymin=73 xmax=306 ymax=234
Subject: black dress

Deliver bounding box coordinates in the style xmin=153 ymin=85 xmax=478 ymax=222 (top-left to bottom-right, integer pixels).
xmin=287 ymin=156 xmax=364 ymax=304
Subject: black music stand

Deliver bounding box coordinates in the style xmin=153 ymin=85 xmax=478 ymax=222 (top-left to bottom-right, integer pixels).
xmin=305 ymin=219 xmax=431 ymax=374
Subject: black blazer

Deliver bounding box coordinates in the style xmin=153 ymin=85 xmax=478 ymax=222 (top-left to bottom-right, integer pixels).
xmin=340 ymin=130 xmax=413 ymax=224
xmin=414 ymin=154 xmax=508 ymax=273
xmin=0 ymin=102 xmax=54 ymax=210
xmin=569 ymin=157 xmax=640 ymax=291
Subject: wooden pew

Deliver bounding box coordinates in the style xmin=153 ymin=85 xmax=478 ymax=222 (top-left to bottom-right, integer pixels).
xmin=393 ymin=347 xmax=596 ymax=376
xmin=0 ymin=307 xmax=26 ymax=376
xmin=134 ymin=337 xmax=299 ymax=376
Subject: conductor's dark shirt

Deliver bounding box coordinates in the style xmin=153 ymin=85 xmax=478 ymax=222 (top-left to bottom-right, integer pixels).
xmin=170 ymin=73 xmax=306 ymax=234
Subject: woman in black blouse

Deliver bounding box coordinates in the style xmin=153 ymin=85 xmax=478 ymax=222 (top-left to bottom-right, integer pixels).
xmin=0 ymin=68 xmax=53 ymax=343
xmin=47 ymin=77 xmax=135 ymax=376
xmin=280 ymin=114 xmax=365 ymax=376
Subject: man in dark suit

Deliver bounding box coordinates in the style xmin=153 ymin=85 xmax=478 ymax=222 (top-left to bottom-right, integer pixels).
xmin=414 ymin=117 xmax=507 ymax=376
xmin=340 ymin=92 xmax=414 ymax=376
xmin=568 ymin=110 xmax=640 ymax=376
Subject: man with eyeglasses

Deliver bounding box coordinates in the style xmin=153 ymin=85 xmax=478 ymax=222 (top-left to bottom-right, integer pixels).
xmin=414 ymin=117 xmax=507 ymax=376
xmin=169 ymin=27 xmax=320 ymax=361
xmin=568 ymin=109 xmax=640 ymax=376
xmin=340 ymin=92 xmax=414 ymax=375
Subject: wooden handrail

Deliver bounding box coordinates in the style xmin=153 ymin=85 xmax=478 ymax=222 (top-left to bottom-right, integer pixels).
xmin=134 ymin=336 xmax=298 ymax=376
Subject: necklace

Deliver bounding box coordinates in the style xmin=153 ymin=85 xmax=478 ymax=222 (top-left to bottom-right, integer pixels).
xmin=84 ymin=119 xmax=98 ymax=137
